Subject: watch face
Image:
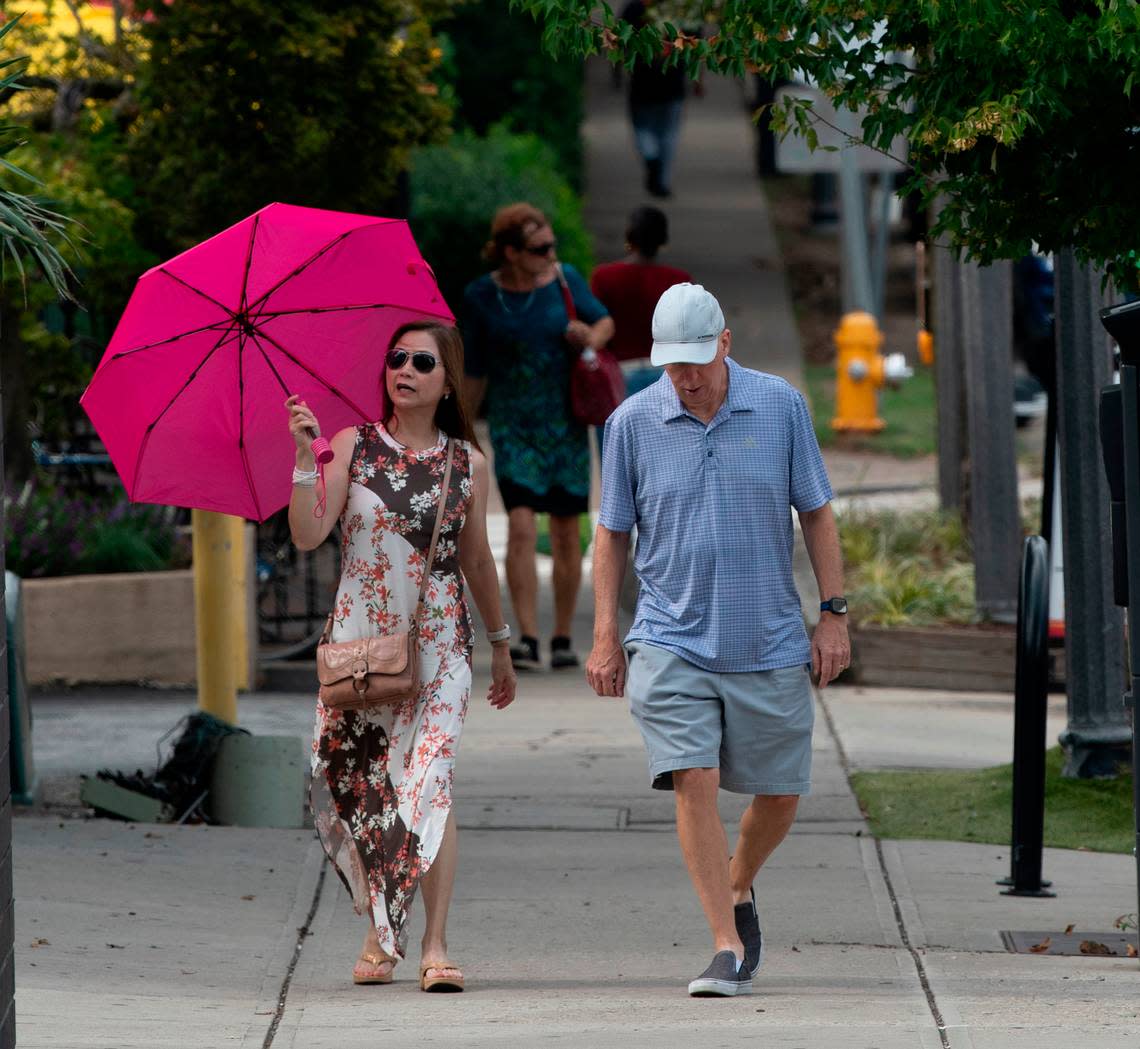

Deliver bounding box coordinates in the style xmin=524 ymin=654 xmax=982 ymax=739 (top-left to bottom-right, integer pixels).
xmin=830 ymin=597 xmax=848 ymax=614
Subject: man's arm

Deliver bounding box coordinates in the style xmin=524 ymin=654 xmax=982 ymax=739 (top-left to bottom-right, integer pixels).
xmin=798 ymin=502 xmax=850 ymax=688
xmin=586 ymin=524 xmax=631 ymax=697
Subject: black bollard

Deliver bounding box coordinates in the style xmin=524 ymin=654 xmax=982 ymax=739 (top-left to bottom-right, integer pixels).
xmin=1000 ymin=535 xmax=1056 ymax=897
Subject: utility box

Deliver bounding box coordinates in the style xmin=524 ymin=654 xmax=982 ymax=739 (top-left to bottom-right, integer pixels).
xmin=209 ymin=734 xmax=306 ymax=828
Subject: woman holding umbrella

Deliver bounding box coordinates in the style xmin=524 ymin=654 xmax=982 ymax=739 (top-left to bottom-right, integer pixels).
xmin=286 ymin=320 xmax=517 ymax=991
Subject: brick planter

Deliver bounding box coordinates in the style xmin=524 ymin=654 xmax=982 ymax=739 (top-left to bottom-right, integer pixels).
xmin=23 ymin=571 xmax=197 ymax=686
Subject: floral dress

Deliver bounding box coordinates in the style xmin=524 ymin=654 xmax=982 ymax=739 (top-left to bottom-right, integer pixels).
xmin=310 ymin=422 xmax=473 ymax=961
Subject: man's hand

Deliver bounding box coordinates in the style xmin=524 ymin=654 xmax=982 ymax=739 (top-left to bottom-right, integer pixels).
xmin=811 ymin=615 xmax=851 ymax=688
xmin=586 ymin=635 xmax=627 ymax=697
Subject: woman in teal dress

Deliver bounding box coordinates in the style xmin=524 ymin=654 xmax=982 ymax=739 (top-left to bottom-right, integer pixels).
xmin=462 ymin=202 xmax=614 ymax=672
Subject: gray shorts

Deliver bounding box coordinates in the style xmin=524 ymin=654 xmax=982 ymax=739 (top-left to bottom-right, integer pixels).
xmin=625 ymin=642 xmax=814 ymax=795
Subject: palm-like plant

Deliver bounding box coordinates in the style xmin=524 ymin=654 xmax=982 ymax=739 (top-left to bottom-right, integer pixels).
xmin=0 ymin=16 xmax=74 ymax=300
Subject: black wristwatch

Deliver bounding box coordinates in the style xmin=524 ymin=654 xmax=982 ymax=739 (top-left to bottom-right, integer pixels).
xmin=820 ymin=597 xmax=848 ymax=615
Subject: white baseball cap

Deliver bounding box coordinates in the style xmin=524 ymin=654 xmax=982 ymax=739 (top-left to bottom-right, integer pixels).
xmin=650 ymin=283 xmax=725 ymax=367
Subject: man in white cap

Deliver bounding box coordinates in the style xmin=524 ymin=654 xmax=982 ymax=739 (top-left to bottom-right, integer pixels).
xmin=587 ymin=282 xmax=849 ymax=997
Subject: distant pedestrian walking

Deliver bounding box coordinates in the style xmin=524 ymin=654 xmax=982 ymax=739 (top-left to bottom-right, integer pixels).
xmin=587 ymin=283 xmax=850 ymax=997
xmin=591 ymin=206 xmax=692 ymax=400
xmin=287 ymin=321 xmax=517 ymax=991
xmin=621 ymin=0 xmax=695 ymax=197
xmin=462 ymin=203 xmax=614 ymax=672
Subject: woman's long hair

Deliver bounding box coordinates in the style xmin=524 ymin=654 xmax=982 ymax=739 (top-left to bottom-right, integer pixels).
xmin=381 ymin=321 xmax=482 ymax=452
xmin=483 ymin=202 xmax=548 ymax=267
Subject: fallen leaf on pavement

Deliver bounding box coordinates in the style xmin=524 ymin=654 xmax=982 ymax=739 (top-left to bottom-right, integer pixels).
xmin=1127 ymin=944 xmax=1138 ymax=958
xmin=241 ymin=895 xmax=255 ymax=901
xmin=1028 ymin=937 xmax=1052 ymax=953
xmin=29 ymin=938 xmax=49 ymax=948
xmin=1064 ymin=924 xmax=1075 ymax=935
xmin=106 ymin=943 xmax=125 ymax=949
xmin=1079 ymin=940 xmax=1113 ymax=956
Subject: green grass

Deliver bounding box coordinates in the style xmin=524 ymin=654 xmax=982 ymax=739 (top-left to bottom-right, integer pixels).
xmin=805 ymin=362 xmax=937 ymax=458
xmin=534 ymin=513 xmax=593 ymax=557
xmin=851 ymin=748 xmax=1135 ymax=854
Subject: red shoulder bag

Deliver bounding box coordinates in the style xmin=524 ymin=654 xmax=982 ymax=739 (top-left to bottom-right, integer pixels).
xmin=556 ymin=264 xmax=624 ymax=427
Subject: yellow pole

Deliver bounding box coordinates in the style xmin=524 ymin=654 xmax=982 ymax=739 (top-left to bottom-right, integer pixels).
xmin=192 ymin=509 xmax=239 ymax=725
xmin=230 ymin=519 xmax=253 ymax=691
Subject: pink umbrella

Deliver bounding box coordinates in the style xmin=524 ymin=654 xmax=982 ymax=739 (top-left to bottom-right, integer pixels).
xmin=80 ymin=203 xmax=452 ymax=521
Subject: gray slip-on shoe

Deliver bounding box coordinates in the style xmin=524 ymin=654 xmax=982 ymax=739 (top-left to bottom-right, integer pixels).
xmin=734 ymin=888 xmax=763 ymax=977
xmin=687 ymin=950 xmax=752 ymax=997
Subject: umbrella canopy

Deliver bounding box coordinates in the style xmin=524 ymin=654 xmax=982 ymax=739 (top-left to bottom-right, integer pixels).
xmin=80 ymin=203 xmax=452 ymax=521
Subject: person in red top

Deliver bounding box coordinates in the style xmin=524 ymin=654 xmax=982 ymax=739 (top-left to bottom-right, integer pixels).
xmin=591 ymin=208 xmax=693 ymax=464
xmin=592 ymin=207 xmax=692 ymax=368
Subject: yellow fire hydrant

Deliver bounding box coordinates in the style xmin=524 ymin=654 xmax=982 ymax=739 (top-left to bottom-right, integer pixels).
xmin=832 ymin=311 xmax=913 ymax=433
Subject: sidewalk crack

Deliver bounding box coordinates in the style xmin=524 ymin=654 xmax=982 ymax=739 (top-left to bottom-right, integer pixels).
xmin=263 ymin=858 xmax=328 ymax=1048
xmin=816 ymin=687 xmax=952 ymax=1049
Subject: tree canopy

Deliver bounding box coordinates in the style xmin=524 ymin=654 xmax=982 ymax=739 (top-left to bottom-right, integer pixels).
xmin=513 ymin=0 xmax=1140 ymax=288
xmin=127 ymin=0 xmax=454 ymax=255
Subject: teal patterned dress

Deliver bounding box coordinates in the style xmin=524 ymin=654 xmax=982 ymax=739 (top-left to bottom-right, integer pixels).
xmin=461 ymin=264 xmax=609 ymax=501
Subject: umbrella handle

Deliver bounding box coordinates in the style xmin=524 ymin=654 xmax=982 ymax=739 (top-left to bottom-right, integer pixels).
xmin=308 ymin=432 xmax=334 ymax=465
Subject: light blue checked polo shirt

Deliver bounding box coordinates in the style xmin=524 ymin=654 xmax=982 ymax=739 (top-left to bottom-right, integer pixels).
xmin=599 ymin=357 xmax=833 ymax=673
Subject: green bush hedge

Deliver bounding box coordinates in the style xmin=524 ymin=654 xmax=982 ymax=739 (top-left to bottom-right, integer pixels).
xmin=409 ymin=126 xmax=594 ymax=310
xmin=436 ymin=0 xmax=584 ymax=189
xmin=6 ymin=479 xmax=190 ymax=578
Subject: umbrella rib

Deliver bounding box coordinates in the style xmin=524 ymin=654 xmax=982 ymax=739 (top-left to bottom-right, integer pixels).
xmin=239 ymin=214 xmax=260 ymax=316
xmin=129 ymin=325 xmax=243 ymax=499
xmin=244 ymin=217 xmax=403 ymax=316
xmin=249 ymin=328 xmax=373 ymax=421
xmin=156 ymin=267 xmax=238 ymax=319
xmin=244 ymin=229 xmax=356 ymax=314
xmin=236 ymin=330 xmax=264 ymax=523
xmin=108 ymin=320 xmax=235 ymax=361
xmin=251 ymin=302 xmax=453 ymax=321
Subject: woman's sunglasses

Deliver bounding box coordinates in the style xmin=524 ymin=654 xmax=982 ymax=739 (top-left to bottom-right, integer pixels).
xmin=524 ymin=241 xmax=557 ymax=257
xmin=387 ymin=348 xmax=439 ymax=374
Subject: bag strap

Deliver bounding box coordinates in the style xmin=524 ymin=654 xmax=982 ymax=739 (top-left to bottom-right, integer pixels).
xmin=555 ymin=262 xmax=578 ymax=322
xmin=414 ymin=438 xmax=455 ymax=624
xmin=319 ymin=437 xmax=455 ymax=645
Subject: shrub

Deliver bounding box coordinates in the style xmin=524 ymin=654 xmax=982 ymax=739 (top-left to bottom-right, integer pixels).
xmin=838 ymin=506 xmax=976 ymax=627
xmin=409 ymin=126 xmax=594 ymax=310
xmin=436 ymin=0 xmax=584 ymax=189
xmin=5 ymin=479 xmax=190 ymax=578
xmin=128 ymin=0 xmax=451 ymax=256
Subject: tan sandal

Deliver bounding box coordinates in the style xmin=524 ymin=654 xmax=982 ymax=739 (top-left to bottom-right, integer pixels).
xmin=353 ymin=951 xmax=396 ymax=985
xmin=419 ymin=960 xmax=464 ymax=993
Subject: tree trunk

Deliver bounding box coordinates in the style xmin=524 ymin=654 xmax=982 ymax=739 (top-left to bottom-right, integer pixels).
xmin=960 ymin=258 xmax=1021 ymax=621
xmin=1054 ymin=248 xmax=1130 ymax=777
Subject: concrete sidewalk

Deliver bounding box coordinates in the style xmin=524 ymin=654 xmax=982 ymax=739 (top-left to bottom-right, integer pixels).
xmin=17 ymin=664 xmax=1140 ymax=1049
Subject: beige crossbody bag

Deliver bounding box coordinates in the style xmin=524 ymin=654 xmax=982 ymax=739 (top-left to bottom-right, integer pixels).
xmin=316 ymin=439 xmax=454 ymax=711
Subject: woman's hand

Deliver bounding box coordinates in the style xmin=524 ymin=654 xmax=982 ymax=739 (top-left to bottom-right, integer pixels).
xmin=564 ymin=319 xmax=594 ymax=349
xmin=487 ymin=644 xmax=517 ymax=709
xmin=285 ymin=395 xmax=320 ymax=464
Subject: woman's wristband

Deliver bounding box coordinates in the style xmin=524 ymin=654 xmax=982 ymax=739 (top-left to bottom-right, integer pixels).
xmin=292 ymin=466 xmax=319 ymax=487
xmin=487 ymin=625 xmax=511 ymax=646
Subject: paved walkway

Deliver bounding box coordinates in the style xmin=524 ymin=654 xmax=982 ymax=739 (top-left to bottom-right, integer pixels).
xmin=582 ymin=58 xmax=804 ymax=388
xmin=18 ymin=672 xmax=1140 ymax=1049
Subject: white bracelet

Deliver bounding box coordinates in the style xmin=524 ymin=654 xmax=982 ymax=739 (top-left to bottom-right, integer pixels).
xmin=487 ymin=625 xmax=511 ymax=645
xmin=292 ymin=466 xmax=319 ymax=487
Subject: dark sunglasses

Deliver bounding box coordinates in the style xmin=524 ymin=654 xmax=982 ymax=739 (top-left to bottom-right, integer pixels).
xmin=387 ymin=348 xmax=439 ymax=374
xmin=524 ymin=241 xmax=557 ymax=257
